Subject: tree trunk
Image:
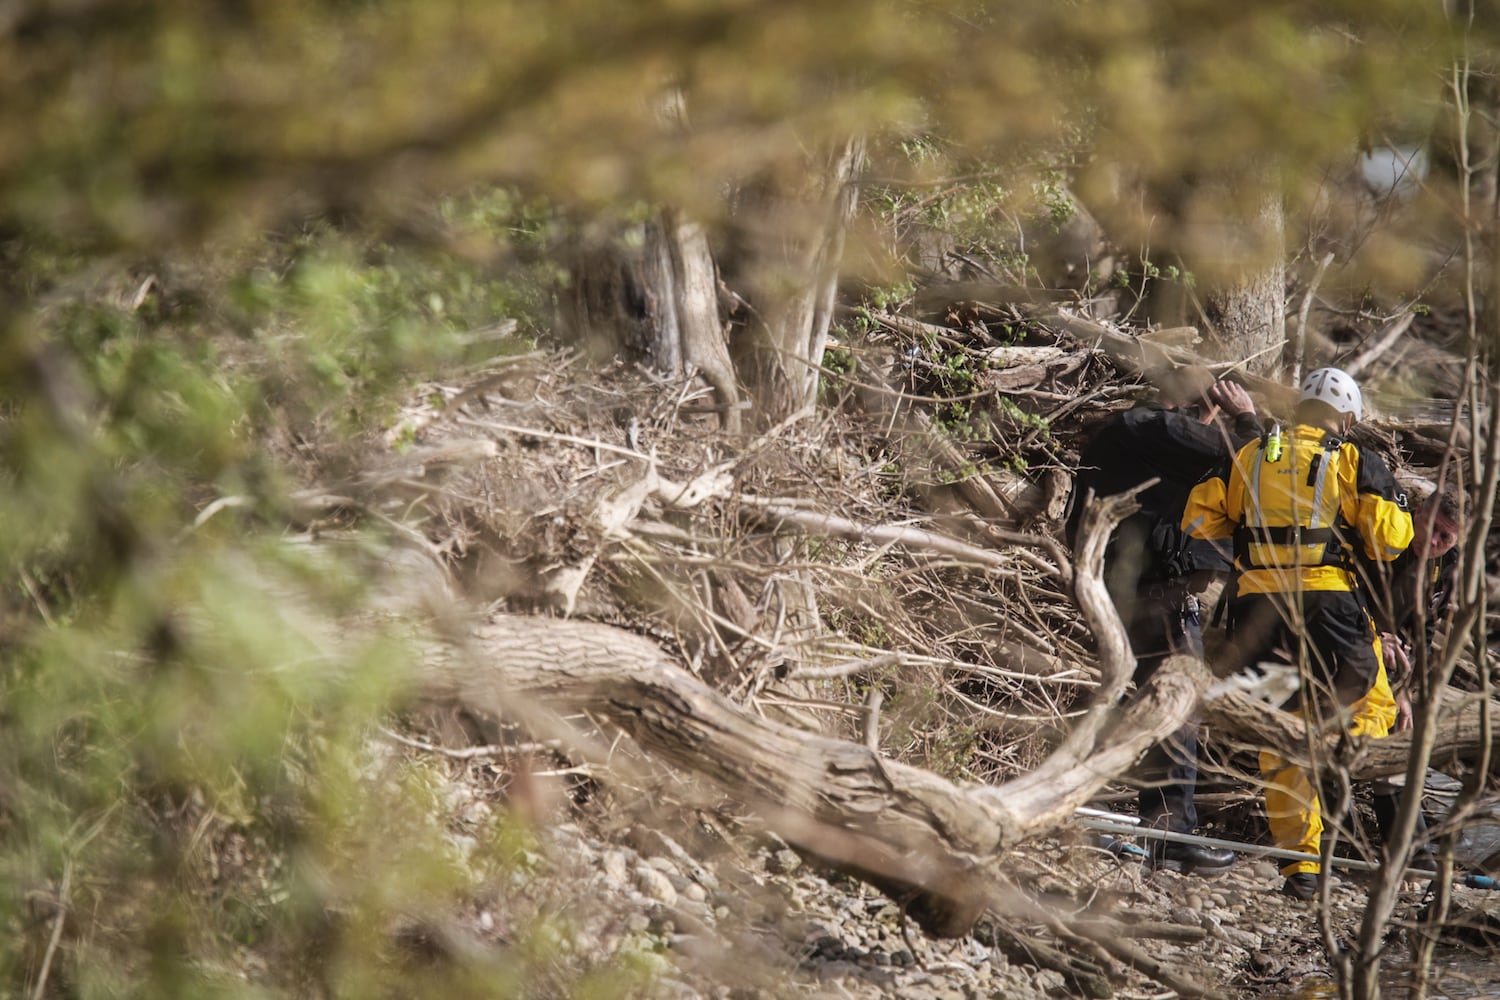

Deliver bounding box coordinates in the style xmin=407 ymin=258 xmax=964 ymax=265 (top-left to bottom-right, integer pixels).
xmin=644 ymin=209 xmax=743 ymax=434
xmin=563 ymin=211 xmax=743 ymax=434
xmin=560 ymin=137 xmax=863 ymax=433
xmin=1202 ymin=686 xmax=1500 ymax=781
xmin=1202 ymin=184 xmax=1286 ymax=376
xmin=733 ymin=136 xmax=867 ymax=422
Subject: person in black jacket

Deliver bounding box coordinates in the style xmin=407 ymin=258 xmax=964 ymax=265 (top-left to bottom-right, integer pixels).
xmin=1363 ymin=484 xmax=1465 ymax=869
xmin=1371 ymin=485 xmax=1463 ymax=720
xmin=1067 ymin=365 xmax=1262 ymax=875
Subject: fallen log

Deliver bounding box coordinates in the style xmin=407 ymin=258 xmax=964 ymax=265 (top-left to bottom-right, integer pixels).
xmin=415 ymin=615 xmax=1208 ymax=937
xmin=1202 ymin=686 xmax=1500 ymax=782
xmin=406 ymin=488 xmax=1206 ymax=937
xmin=1040 ymin=308 xmax=1301 ymax=412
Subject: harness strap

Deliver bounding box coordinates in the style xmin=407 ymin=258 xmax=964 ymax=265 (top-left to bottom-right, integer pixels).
xmin=1233 ymin=434 xmax=1351 ymax=572
xmin=1241 ymin=525 xmax=1337 ymax=546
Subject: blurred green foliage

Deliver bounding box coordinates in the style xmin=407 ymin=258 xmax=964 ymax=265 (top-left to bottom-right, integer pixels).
xmin=0 ymin=0 xmax=1490 ymax=994
xmin=0 ymin=199 xmax=558 ymax=994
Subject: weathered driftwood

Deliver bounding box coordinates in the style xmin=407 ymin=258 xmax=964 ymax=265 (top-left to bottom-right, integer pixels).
xmin=738 ymin=497 xmax=1069 ymax=584
xmin=409 ymin=489 xmax=1205 ymax=937
xmin=977 ymin=344 xmax=1088 ymax=392
xmin=415 ymin=616 xmax=1207 ymax=937
xmin=1041 ymin=309 xmax=1301 ymax=413
xmin=1343 ymin=311 xmax=1415 ymax=379
xmin=1137 ymin=325 xmax=1202 ymax=349
xmin=1202 ymin=687 xmax=1500 ymax=781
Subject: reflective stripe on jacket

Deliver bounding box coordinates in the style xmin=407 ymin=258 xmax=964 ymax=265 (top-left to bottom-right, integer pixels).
xmin=1181 ymin=424 xmax=1413 ymax=595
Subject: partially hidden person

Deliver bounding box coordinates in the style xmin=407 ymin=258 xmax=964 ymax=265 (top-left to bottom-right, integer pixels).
xmin=1067 ymin=364 xmax=1262 ymax=876
xmin=1360 ymin=484 xmax=1468 ymax=871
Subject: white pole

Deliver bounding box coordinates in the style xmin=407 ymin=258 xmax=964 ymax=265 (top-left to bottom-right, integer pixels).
xmin=1077 ymin=815 xmax=1438 ymax=879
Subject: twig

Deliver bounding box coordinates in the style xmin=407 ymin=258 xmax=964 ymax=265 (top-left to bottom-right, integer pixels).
xmin=456 ymin=417 xmax=647 ymax=460
xmin=176 ymin=494 xmax=252 ymax=540
xmin=1290 ymin=250 xmax=1336 ymax=384
xmin=16 ymin=569 xmax=54 ymax=627
xmin=750 ymin=695 xmax=869 ymax=716
xmin=617 ymin=541 xmax=778 ymax=653
xmin=1343 ymin=311 xmax=1415 ymax=378
xmin=378 ymin=726 xmax=558 ymax=760
xmin=899 ymin=906 xmax=923 ymax=969
xmin=863 ymin=687 xmax=885 ymax=751
xmin=29 ymin=858 xmax=72 ymax=1000
xmin=736 ymin=497 xmax=1069 ymax=583
xmin=1045 ymin=912 xmax=1220 ymax=1000
xmin=1212 ymin=340 xmax=1285 ymax=380
xmin=791 ymin=652 xmax=902 ymax=680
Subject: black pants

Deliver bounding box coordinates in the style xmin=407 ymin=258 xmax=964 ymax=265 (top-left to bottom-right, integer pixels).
xmin=1129 ymin=590 xmax=1203 ymax=834
xmin=1222 ymin=590 xmax=1380 ymax=709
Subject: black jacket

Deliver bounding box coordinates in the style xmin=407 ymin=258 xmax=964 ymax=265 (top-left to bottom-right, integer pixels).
xmin=1067 ymin=404 xmax=1263 ymax=593
xmin=1367 ymin=545 xmax=1458 ymax=651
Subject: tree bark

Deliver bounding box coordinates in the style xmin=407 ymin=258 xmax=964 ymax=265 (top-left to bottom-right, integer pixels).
xmin=1202 ymin=184 xmax=1286 ymax=376
xmin=646 ymin=209 xmax=743 ymax=434
xmin=735 ymin=136 xmax=867 ymax=422
xmin=563 ymin=212 xmax=743 ymax=433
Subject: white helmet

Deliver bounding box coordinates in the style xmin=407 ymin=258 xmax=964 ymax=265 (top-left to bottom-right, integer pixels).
xmin=1299 ymin=367 xmax=1363 ymax=421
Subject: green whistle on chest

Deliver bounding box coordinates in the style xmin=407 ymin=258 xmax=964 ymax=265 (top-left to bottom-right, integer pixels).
xmin=1264 ymin=425 xmax=1283 ymax=462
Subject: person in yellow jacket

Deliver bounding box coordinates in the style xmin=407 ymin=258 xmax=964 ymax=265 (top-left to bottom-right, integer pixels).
xmin=1181 ymin=367 xmax=1414 ymax=900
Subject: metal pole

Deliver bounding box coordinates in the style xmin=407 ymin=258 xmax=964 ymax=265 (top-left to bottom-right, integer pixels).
xmin=1077 ymin=815 xmax=1440 ymax=880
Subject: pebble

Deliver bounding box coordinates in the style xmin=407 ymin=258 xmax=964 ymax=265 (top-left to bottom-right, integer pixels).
xmin=765 ymin=848 xmax=803 ymax=875
xmin=1223 ymin=927 xmax=1264 ymax=951
xmin=601 ymin=850 xmax=630 ymax=884
xmin=647 ymin=856 xmax=682 ymax=876
xmin=636 ymin=866 xmax=678 ymax=905
xmin=1033 ymin=969 xmax=1067 ymax=992
xmin=422 ymin=756 xmax=1401 ymax=1000
xmin=668 ymin=933 xmax=704 ymax=955
xmin=815 ymin=960 xmax=858 ymax=981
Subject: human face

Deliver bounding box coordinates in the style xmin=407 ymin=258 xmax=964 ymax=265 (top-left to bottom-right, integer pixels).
xmin=1415 ymin=507 xmax=1460 ymax=558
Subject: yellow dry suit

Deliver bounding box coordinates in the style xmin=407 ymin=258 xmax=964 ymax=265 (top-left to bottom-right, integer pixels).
xmin=1181 ymin=423 xmax=1412 ymax=598
xmin=1183 ymin=423 xmax=1413 ymax=876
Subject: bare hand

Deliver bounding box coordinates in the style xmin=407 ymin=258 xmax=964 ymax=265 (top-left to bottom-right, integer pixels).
xmin=1209 ymin=380 xmax=1256 ymax=417
xmin=1381 ymin=631 xmax=1411 ymax=680
xmin=1395 ymin=690 xmax=1414 ymax=732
